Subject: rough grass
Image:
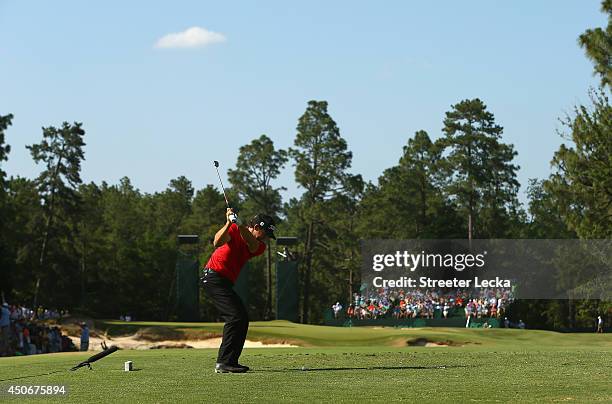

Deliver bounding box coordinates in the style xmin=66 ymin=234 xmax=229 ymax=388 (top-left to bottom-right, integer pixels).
xmin=1 ymin=322 xmax=610 ymax=403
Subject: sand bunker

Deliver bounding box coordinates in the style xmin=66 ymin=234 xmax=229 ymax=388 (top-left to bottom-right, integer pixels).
xmin=407 ymin=338 xmax=452 ymax=347
xmin=70 ymin=335 xmax=298 ymax=351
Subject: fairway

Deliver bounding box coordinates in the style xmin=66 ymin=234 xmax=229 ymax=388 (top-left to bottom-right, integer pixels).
xmin=1 ymin=324 xmax=611 ymax=403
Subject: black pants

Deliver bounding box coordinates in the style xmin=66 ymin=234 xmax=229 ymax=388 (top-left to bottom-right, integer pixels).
xmin=201 ymin=269 xmax=249 ymax=365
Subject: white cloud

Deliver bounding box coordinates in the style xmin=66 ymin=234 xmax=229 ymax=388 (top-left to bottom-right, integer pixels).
xmin=155 ymin=27 xmax=226 ymax=49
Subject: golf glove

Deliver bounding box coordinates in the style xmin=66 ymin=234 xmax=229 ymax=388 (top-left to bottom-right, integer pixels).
xmin=229 ymin=213 xmax=241 ymax=225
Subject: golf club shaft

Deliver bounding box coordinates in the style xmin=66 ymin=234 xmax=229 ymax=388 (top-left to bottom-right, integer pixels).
xmin=213 ymin=161 xmax=238 ymax=224
xmin=213 ymin=165 xmax=231 ymax=208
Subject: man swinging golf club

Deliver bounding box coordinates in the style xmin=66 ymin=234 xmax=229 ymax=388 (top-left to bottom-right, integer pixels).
xmin=203 ymin=161 xmax=276 ymax=373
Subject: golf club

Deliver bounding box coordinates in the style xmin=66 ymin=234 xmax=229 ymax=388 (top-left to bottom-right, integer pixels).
xmin=70 ymin=345 xmax=119 ymax=371
xmin=213 ymin=160 xmax=238 ymax=223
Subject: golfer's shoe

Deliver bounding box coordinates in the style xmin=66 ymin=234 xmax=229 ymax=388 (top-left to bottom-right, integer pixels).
xmin=231 ymin=363 xmax=250 ymax=371
xmin=215 ymin=363 xmax=248 ymax=373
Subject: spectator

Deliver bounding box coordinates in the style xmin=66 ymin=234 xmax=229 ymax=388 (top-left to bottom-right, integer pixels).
xmin=14 ymin=320 xmax=24 ymax=352
xmin=48 ymin=327 xmax=60 ymax=353
xmin=40 ymin=327 xmax=49 ymax=353
xmin=1 ymin=302 xmax=11 ymax=355
xmin=340 ymin=287 xmax=514 ymax=321
xmin=332 ymin=302 xmax=343 ymax=319
xmin=597 ymin=316 xmax=604 ymax=333
xmin=23 ymin=325 xmax=32 ymax=354
xmin=80 ymin=323 xmax=90 ymax=351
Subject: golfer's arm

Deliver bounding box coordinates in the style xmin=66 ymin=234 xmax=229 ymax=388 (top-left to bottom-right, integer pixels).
xmin=238 ymin=225 xmax=261 ymax=253
xmin=213 ymin=222 xmax=231 ymax=248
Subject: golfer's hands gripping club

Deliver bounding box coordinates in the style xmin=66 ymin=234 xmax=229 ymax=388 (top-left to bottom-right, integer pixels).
xmin=226 ymin=208 xmax=240 ymax=225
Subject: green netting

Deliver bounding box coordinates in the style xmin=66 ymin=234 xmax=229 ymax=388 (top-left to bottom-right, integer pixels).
xmin=234 ymin=263 xmax=249 ymax=305
xmin=176 ymin=257 xmax=199 ymax=321
xmin=469 ymin=318 xmax=501 ymax=328
xmin=276 ymin=260 xmax=298 ymax=322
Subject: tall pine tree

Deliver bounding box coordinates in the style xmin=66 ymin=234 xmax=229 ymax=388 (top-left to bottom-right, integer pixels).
xmin=439 ymin=99 xmax=520 ymax=240
xmin=27 ymin=122 xmax=86 ymax=308
xmin=289 ymin=100 xmax=356 ymax=323
xmin=579 ymin=0 xmax=612 ymax=88
xmin=228 ymin=134 xmax=288 ymax=319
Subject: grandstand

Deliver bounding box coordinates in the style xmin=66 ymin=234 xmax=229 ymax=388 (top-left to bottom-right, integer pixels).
xmin=326 ymin=286 xmax=512 ymax=328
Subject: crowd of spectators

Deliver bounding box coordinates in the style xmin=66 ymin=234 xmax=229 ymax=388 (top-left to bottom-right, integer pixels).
xmin=0 ymin=302 xmax=77 ymax=357
xmin=3 ymin=304 xmax=66 ymax=322
xmin=334 ymin=287 xmax=514 ymax=320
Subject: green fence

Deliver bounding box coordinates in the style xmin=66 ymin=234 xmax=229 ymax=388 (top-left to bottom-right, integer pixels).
xmin=176 ymin=257 xmax=199 ymax=321
xmin=234 ymin=262 xmax=249 ymax=305
xmin=276 ymin=260 xmax=299 ymax=322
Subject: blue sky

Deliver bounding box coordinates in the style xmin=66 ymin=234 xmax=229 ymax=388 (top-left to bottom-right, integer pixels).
xmin=0 ymin=1 xmax=606 ymax=205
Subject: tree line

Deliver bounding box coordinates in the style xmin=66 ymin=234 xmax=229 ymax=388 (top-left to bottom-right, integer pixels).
xmin=0 ymin=1 xmax=610 ymax=328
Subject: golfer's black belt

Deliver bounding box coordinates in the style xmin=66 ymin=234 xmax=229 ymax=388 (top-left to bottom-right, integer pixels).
xmin=201 ymin=268 xmax=235 ymax=288
xmin=201 ymin=268 xmax=216 ymax=284
xmin=202 ymin=268 xmax=214 ymax=276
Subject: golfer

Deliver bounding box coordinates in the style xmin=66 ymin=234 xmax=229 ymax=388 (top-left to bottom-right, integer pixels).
xmin=202 ymin=208 xmax=276 ymax=373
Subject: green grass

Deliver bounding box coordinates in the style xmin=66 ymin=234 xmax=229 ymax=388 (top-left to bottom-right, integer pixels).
xmin=1 ymin=322 xmax=611 ymax=403
xmin=94 ymin=319 xmax=612 ymax=348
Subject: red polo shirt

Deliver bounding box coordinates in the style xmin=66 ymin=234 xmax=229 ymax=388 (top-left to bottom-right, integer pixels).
xmin=205 ymin=223 xmax=266 ymax=283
